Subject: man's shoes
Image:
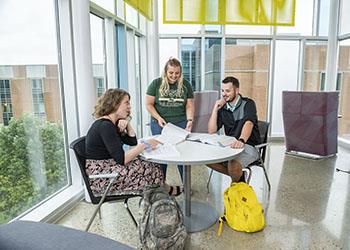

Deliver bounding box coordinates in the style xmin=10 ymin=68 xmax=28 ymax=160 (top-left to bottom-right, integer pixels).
xmin=168 ymin=185 xmax=183 ymax=197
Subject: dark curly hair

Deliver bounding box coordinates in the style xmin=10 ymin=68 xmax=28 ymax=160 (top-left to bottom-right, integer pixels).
xmin=93 ymin=88 xmax=130 ymax=118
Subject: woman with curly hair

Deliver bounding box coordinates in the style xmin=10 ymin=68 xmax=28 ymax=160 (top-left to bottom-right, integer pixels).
xmin=85 ymin=88 xmax=180 ymax=196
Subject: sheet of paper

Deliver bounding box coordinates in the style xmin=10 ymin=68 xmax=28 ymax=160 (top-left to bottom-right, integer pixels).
xmin=156 ymin=123 xmax=190 ymax=145
xmin=141 ymin=143 xmax=180 ymax=159
xmin=187 ymin=133 xmax=236 ymax=147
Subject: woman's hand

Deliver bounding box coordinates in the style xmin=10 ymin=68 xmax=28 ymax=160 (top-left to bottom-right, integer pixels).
xmin=185 ymin=120 xmax=193 ymax=132
xmin=146 ymin=138 xmax=162 ymax=150
xmin=117 ymin=119 xmax=129 ymax=133
xmin=157 ymin=117 xmax=167 ymax=128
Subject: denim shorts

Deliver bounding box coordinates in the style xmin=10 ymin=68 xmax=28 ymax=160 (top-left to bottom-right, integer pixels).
xmin=222 ymin=144 xmax=260 ymax=168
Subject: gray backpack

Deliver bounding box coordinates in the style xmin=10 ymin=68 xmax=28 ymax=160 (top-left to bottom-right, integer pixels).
xmin=139 ymin=185 xmax=187 ymax=250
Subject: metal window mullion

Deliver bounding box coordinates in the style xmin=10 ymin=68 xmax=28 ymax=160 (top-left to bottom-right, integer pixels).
xmin=201 ymin=36 xmax=205 ymax=90
xmin=298 ymin=39 xmax=306 ymax=90
xmin=267 ymin=35 xmax=276 ymax=131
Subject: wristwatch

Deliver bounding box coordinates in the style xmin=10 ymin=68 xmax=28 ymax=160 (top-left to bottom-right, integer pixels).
xmin=238 ymin=138 xmax=246 ymax=144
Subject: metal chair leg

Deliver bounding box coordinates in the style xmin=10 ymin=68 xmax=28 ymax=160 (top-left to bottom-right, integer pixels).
xmin=124 ymin=199 xmax=138 ymax=227
xmin=243 ymin=167 xmax=252 ymax=184
xmin=85 ymin=175 xmax=118 ymax=232
xmin=207 ymin=169 xmax=214 ymax=193
xmin=260 ymin=163 xmax=271 ymax=192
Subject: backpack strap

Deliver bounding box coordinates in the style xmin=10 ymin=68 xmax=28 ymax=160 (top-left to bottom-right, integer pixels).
xmin=217 ymin=216 xmax=226 ymax=237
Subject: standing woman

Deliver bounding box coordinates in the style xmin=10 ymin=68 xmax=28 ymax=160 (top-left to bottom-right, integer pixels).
xmin=85 ymin=88 xmax=180 ymax=196
xmin=145 ymin=57 xmax=194 ymax=188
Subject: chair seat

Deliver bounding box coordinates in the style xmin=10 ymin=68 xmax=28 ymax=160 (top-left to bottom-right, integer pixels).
xmin=0 ymin=221 xmax=134 ymax=250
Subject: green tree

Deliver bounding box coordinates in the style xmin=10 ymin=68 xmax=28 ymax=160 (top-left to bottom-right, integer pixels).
xmin=0 ymin=114 xmax=67 ymax=223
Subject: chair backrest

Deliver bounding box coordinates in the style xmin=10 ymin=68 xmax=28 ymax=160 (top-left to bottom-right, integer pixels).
xmin=192 ymin=90 xmax=218 ymax=133
xmin=257 ymin=121 xmax=270 ymax=162
xmin=70 ymin=136 xmax=100 ymax=204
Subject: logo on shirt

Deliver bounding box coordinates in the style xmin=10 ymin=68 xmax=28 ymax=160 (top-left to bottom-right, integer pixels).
xmin=159 ymin=90 xmax=184 ymax=107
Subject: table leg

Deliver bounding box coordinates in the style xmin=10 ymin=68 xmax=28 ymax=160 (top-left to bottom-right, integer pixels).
xmin=181 ymin=165 xmax=218 ymax=233
xmin=184 ymin=165 xmax=191 ymax=216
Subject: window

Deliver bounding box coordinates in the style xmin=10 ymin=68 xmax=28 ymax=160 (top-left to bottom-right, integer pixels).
xmin=225 ymin=39 xmax=270 ymax=121
xmin=303 ymin=41 xmax=327 ymax=91
xmin=319 ymin=72 xmax=342 ymax=91
xmin=31 ymin=79 xmax=46 ymax=117
xmin=205 ymin=38 xmax=221 ymax=91
xmin=0 ymin=0 xmax=68 ymax=223
xmin=95 ymin=78 xmax=105 ymax=97
xmin=0 ymin=79 xmax=13 ymax=125
xmin=181 ymin=39 xmax=201 ymax=91
xmin=90 ymin=13 xmax=106 ymax=98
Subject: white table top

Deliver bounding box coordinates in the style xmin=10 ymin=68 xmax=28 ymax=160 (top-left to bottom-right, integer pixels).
xmin=140 ymin=140 xmax=243 ymax=165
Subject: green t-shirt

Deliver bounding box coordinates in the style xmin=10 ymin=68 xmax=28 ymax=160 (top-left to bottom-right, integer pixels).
xmin=146 ymin=77 xmax=194 ymax=123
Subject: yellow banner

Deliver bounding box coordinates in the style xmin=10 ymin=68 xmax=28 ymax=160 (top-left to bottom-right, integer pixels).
xmin=124 ymin=0 xmax=153 ymax=20
xmin=163 ymin=0 xmax=295 ymax=26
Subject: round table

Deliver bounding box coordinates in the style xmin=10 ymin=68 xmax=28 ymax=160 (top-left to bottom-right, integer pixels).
xmin=141 ymin=139 xmax=243 ymax=233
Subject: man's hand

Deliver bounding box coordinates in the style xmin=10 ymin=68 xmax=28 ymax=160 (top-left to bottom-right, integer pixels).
xmin=215 ymin=99 xmax=226 ymax=110
xmin=185 ymin=120 xmax=193 ymax=132
xmin=157 ymin=117 xmax=167 ymax=128
xmin=230 ymin=139 xmax=245 ymax=149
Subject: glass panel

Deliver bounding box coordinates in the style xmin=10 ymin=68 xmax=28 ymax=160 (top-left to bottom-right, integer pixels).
xmin=125 ymin=3 xmax=139 ymax=28
xmin=181 ymin=38 xmax=201 ymax=91
xmin=338 ymin=39 xmax=350 ymax=141
xmin=159 ymin=39 xmax=178 ymax=74
xmin=204 ymin=38 xmax=221 ymax=92
xmin=31 ymin=78 xmax=46 ymax=118
xmin=91 ymin=0 xmax=115 ymax=14
xmin=272 ymin=40 xmax=300 ymax=136
xmin=224 ymin=39 xmax=270 ymax=121
xmin=204 ymin=25 xmax=222 ymax=34
xmin=158 ymin=0 xmax=201 ymax=34
xmin=303 ymin=41 xmax=327 ymax=91
xmin=340 ymin=0 xmax=350 ymax=35
xmin=318 ymin=0 xmax=330 ymax=36
xmin=0 ymin=0 xmax=68 ymax=223
xmin=277 ymin=0 xmax=314 ymax=36
xmin=134 ymin=36 xmax=143 ymax=135
xmin=116 ymin=0 xmax=125 ymax=19
xmin=139 ymin=14 xmax=147 ymax=33
xmin=225 ymin=25 xmax=271 ymax=35
xmin=90 ymin=13 xmax=106 ymax=98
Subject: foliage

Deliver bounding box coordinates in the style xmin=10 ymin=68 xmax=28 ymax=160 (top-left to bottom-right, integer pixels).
xmin=0 ymin=114 xmax=67 ymax=224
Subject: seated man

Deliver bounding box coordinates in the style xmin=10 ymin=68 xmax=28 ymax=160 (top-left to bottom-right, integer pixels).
xmin=207 ymin=76 xmax=261 ymax=183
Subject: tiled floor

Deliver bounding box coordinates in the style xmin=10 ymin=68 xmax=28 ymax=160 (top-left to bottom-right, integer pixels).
xmin=58 ymin=143 xmax=350 ymax=249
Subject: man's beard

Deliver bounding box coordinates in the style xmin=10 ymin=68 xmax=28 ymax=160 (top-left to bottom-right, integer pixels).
xmin=226 ymin=94 xmax=236 ymax=103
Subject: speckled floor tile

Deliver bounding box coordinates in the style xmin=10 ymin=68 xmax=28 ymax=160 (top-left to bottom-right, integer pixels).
xmin=57 ymin=143 xmax=350 ymax=250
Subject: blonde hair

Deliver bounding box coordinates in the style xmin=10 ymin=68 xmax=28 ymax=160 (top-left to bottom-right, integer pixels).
xmin=159 ymin=57 xmax=184 ymax=97
xmin=93 ymin=88 xmax=130 ymax=118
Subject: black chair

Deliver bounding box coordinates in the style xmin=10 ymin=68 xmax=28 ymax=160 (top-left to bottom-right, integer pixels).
xmin=206 ymin=121 xmax=271 ymax=192
xmin=70 ymin=136 xmax=141 ymax=232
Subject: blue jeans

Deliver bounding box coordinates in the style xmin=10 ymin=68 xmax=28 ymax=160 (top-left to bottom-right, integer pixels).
xmin=150 ymin=119 xmax=187 ymax=182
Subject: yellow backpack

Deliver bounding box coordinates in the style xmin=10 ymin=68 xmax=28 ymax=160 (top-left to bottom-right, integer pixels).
xmin=218 ymin=182 xmax=265 ymax=236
